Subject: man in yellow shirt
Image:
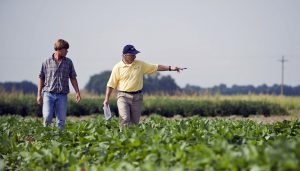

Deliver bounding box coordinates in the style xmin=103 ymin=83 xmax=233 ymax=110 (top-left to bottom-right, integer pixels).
xmin=103 ymin=44 xmax=182 ymax=127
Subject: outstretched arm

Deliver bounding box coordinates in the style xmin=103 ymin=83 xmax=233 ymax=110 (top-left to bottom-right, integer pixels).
xmin=157 ymin=65 xmax=181 ymax=72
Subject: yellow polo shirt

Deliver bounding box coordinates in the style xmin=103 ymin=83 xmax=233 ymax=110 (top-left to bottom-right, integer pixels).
xmin=107 ymin=60 xmax=158 ymax=92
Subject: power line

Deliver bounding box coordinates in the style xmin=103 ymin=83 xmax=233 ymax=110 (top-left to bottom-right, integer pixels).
xmin=278 ymin=56 xmax=288 ymax=96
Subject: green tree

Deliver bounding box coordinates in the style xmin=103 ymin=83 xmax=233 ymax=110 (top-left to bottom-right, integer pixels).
xmin=0 ymin=81 xmax=37 ymax=94
xmin=157 ymin=75 xmax=180 ymax=94
xmin=86 ymin=71 xmax=181 ymax=95
xmin=143 ymin=73 xmax=180 ymax=95
xmin=85 ymin=71 xmax=111 ymax=94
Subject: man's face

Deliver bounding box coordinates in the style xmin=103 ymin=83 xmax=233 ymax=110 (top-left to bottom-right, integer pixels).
xmin=58 ymin=48 xmax=68 ymax=57
xmin=123 ymin=54 xmax=136 ymax=64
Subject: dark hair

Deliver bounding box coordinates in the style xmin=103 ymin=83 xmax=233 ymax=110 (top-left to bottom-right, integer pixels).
xmin=54 ymin=39 xmax=69 ymax=51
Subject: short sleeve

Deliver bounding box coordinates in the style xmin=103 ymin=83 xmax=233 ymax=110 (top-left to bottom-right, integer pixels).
xmin=107 ymin=65 xmax=120 ymax=89
xmin=39 ymin=63 xmax=45 ymax=80
xmin=69 ymin=60 xmax=77 ymax=79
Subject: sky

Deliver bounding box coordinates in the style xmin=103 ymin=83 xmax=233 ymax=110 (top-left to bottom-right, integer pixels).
xmin=0 ymin=0 xmax=299 ymax=90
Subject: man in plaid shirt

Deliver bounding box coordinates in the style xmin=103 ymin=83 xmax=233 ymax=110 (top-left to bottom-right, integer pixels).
xmin=37 ymin=39 xmax=81 ymax=130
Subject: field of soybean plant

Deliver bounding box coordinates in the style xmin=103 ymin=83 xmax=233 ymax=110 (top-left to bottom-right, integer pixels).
xmin=0 ymin=115 xmax=300 ymax=170
xmin=0 ymin=94 xmax=300 ymax=170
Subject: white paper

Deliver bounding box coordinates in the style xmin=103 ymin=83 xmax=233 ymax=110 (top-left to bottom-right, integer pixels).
xmin=103 ymin=105 xmax=112 ymax=120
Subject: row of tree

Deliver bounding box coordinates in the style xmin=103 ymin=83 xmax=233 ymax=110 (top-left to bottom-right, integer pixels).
xmin=1 ymin=71 xmax=300 ymax=96
xmin=0 ymin=81 xmax=37 ymax=94
xmin=85 ymin=71 xmax=180 ymax=95
xmin=85 ymin=71 xmax=300 ymax=96
xmin=183 ymin=83 xmax=300 ymax=96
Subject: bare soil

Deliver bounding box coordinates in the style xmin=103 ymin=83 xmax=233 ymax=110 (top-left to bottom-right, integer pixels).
xmin=162 ymin=110 xmax=300 ymax=124
xmin=67 ymin=111 xmax=300 ymax=124
xmin=208 ymin=113 xmax=300 ymax=124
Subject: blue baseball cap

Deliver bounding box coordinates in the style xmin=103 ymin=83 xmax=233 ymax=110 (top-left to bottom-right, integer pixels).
xmin=123 ymin=45 xmax=140 ymax=55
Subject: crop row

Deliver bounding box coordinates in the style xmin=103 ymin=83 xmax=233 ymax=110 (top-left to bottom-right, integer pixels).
xmin=0 ymin=94 xmax=288 ymax=117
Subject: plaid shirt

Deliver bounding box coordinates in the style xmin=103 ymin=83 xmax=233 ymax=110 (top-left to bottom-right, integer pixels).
xmin=39 ymin=54 xmax=77 ymax=94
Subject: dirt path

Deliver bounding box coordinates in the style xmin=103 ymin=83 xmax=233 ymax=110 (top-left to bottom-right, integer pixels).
xmin=209 ymin=114 xmax=300 ymax=124
xmin=169 ymin=110 xmax=300 ymax=124
xmin=141 ymin=110 xmax=300 ymax=124
xmin=67 ymin=111 xmax=300 ymax=124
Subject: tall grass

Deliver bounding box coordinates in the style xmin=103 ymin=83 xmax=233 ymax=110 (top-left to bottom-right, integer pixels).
xmin=144 ymin=94 xmax=300 ymax=110
xmin=1 ymin=92 xmax=297 ymax=117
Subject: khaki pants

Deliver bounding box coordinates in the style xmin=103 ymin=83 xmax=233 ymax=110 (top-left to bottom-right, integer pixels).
xmin=117 ymin=92 xmax=143 ymax=127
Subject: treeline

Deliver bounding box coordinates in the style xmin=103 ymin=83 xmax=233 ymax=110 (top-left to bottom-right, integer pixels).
xmin=183 ymin=84 xmax=300 ymax=96
xmin=0 ymin=81 xmax=37 ymax=94
xmin=85 ymin=71 xmax=180 ymax=95
xmin=1 ymin=71 xmax=300 ymax=96
xmin=85 ymin=71 xmax=300 ymax=96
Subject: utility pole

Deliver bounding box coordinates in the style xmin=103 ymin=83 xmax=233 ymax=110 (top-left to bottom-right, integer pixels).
xmin=279 ymin=56 xmax=288 ymax=96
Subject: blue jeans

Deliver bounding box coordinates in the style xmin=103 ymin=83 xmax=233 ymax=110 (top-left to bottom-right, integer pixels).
xmin=43 ymin=92 xmax=68 ymax=130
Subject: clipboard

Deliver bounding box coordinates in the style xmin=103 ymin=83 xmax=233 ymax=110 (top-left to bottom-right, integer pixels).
xmin=103 ymin=105 xmax=112 ymax=120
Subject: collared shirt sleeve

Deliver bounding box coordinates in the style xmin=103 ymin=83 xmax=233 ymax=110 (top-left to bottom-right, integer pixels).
xmin=39 ymin=63 xmax=46 ymax=80
xmin=141 ymin=61 xmax=158 ymax=74
xmin=69 ymin=60 xmax=77 ymax=79
xmin=107 ymin=65 xmax=119 ymax=89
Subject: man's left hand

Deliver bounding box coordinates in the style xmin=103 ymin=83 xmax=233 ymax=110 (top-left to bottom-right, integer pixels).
xmin=75 ymin=92 xmax=81 ymax=103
